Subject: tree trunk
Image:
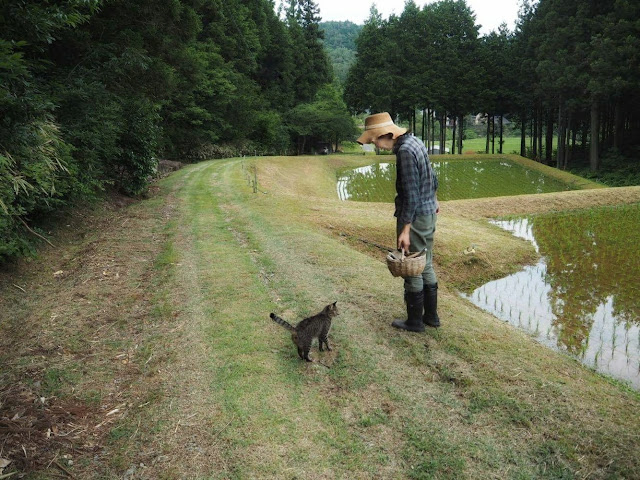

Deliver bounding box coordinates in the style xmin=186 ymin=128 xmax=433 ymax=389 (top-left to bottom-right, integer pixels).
xmin=557 ymin=101 xmax=566 ymax=168
xmin=458 ymin=114 xmax=464 ymax=154
xmin=613 ymin=100 xmax=623 ymax=150
xmin=564 ymin=111 xmax=572 ymax=169
xmin=491 ymin=115 xmax=495 ymax=154
xmin=590 ymin=100 xmax=600 ymax=171
xmin=545 ymin=109 xmax=554 ymax=165
xmin=451 ymin=116 xmax=457 ymax=155
xmin=570 ymin=126 xmax=577 ymax=167
xmin=427 ymin=108 xmax=431 ymax=153
xmin=605 ymin=105 xmax=613 ymax=149
xmin=537 ymin=109 xmax=543 ymax=161
xmin=431 ymin=109 xmax=435 ymax=154
xmin=520 ymin=113 xmax=526 ymax=157
xmin=486 ymin=113 xmax=491 ymax=154
xmin=439 ymin=112 xmax=444 ymax=153
xmin=439 ymin=113 xmax=442 ymax=153
xmin=438 ymin=114 xmax=444 ymax=155
xmin=411 ymin=109 xmax=416 ymax=135
xmin=499 ymin=114 xmax=504 ymax=154
xmin=532 ymin=107 xmax=538 ymax=160
xmin=581 ymin=124 xmax=588 ymax=158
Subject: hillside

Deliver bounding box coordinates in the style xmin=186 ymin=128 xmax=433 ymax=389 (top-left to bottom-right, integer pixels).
xmin=320 ymin=20 xmax=362 ymax=84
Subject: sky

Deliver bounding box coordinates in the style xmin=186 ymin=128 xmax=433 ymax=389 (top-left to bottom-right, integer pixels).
xmin=314 ymin=0 xmax=521 ymax=35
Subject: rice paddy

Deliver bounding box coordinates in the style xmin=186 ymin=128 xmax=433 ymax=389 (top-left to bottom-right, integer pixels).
xmin=464 ymin=204 xmax=640 ymax=388
xmin=336 ymin=158 xmax=579 ymax=202
xmin=337 ymin=157 xmax=639 ymax=388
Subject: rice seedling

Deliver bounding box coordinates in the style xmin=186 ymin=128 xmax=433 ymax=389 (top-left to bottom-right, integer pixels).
xmin=336 ymin=158 xmax=581 ymax=202
xmin=465 ymin=204 xmax=640 ymax=389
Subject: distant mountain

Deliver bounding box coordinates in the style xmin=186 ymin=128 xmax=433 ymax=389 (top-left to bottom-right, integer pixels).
xmin=320 ymin=21 xmax=362 ymax=85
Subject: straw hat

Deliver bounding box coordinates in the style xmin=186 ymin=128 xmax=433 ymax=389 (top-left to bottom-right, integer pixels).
xmin=357 ymin=112 xmax=407 ymax=145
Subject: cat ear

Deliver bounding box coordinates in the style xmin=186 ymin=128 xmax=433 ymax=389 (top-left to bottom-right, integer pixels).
xmin=332 ymin=301 xmax=337 ymax=306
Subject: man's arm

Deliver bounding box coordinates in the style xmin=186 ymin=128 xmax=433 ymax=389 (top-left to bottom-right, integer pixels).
xmin=398 ymin=222 xmax=411 ymax=251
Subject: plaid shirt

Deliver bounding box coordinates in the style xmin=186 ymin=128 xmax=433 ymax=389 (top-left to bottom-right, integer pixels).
xmin=393 ymin=133 xmax=439 ymax=225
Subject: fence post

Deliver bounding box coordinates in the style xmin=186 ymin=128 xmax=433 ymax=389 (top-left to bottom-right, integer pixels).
xmin=253 ymin=165 xmax=257 ymax=194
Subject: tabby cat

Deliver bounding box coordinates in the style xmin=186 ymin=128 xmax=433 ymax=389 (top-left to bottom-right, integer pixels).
xmin=270 ymin=302 xmax=339 ymax=362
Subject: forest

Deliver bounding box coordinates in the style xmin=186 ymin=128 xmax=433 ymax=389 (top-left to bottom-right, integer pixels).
xmin=0 ymin=0 xmax=355 ymax=259
xmin=1 ymin=0 xmax=639 ymax=260
xmin=344 ymin=0 xmax=640 ymax=178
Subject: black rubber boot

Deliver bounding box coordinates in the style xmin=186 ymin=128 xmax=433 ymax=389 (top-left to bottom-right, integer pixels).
xmin=423 ymin=283 xmax=441 ymax=328
xmin=392 ymin=290 xmax=425 ymax=332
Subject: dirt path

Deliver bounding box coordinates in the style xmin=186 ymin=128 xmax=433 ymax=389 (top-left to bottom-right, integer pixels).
xmin=1 ymin=156 xmax=640 ymax=479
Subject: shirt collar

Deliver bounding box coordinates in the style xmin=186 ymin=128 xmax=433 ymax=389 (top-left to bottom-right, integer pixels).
xmin=393 ymin=133 xmax=411 ymax=154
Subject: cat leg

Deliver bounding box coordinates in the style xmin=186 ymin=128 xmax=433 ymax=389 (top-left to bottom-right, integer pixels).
xmin=303 ymin=345 xmax=313 ymax=362
xmin=297 ymin=346 xmax=304 ymax=360
xmin=320 ymin=334 xmax=332 ymax=351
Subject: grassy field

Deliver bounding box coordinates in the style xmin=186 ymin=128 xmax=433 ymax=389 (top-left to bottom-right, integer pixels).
xmin=461 ymin=136 xmax=524 ymax=154
xmin=1 ymin=155 xmax=640 ymax=479
xmin=343 ymin=136 xmax=555 ymax=156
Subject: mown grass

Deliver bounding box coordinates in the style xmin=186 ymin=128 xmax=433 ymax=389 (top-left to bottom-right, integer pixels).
xmin=1 ymin=154 xmax=639 ymax=479
xmin=461 ymin=135 xmax=562 ymax=155
xmin=152 ymin=155 xmax=639 ymax=478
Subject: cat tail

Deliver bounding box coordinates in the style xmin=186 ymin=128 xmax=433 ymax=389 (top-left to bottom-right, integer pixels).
xmin=270 ymin=313 xmax=295 ymax=331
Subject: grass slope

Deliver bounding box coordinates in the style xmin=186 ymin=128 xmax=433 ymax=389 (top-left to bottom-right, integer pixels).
xmin=1 ymin=155 xmax=639 ymax=479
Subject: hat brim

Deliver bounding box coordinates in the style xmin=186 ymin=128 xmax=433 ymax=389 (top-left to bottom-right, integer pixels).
xmin=357 ymin=124 xmax=407 ymax=144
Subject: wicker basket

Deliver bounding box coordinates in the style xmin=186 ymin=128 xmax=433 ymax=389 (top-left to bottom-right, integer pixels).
xmin=386 ymin=249 xmax=427 ymax=278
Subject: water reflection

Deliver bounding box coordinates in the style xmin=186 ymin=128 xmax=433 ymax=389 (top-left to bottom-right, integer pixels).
xmin=464 ymin=207 xmax=640 ymax=389
xmin=336 ymin=163 xmax=394 ymax=201
xmin=337 ymin=160 xmax=576 ymax=202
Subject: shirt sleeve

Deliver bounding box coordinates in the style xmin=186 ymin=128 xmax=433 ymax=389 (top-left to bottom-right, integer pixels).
xmin=426 ymin=151 xmax=438 ymax=192
xmin=433 ymin=165 xmax=439 ymax=192
xmin=396 ymin=147 xmax=420 ymax=225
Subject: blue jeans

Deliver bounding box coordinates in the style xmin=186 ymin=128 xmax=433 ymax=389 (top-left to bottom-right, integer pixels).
xmin=396 ymin=214 xmax=437 ymax=292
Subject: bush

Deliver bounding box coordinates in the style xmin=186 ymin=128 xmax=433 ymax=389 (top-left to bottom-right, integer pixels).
xmin=110 ymin=99 xmax=160 ymax=196
xmin=464 ymin=129 xmax=478 ymax=139
xmin=0 ymin=119 xmax=75 ymax=259
xmin=185 ymin=141 xmax=271 ymax=162
xmin=571 ymin=148 xmax=640 ymax=187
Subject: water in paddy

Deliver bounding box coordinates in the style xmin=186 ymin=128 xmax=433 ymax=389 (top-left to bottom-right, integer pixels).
xmin=336 ymin=159 xmax=576 ymax=202
xmin=463 ymin=204 xmax=640 ymax=389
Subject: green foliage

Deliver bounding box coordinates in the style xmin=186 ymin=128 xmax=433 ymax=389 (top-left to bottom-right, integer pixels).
xmin=570 ymin=149 xmax=640 ymax=187
xmin=286 ymin=83 xmax=357 ymax=153
xmin=0 ymin=1 xmax=90 ymax=259
xmin=4 ymin=0 xmax=635 ymax=261
xmin=320 ymin=21 xmax=361 ymax=50
xmin=0 ymin=0 xmax=336 ymax=260
xmin=344 ymin=6 xmax=394 ymax=115
xmin=343 ymin=0 xmax=640 ymax=176
xmin=112 ymin=99 xmax=160 ymax=196
xmin=464 ymin=129 xmax=478 ymax=140
xmin=320 ymin=21 xmax=361 ymax=84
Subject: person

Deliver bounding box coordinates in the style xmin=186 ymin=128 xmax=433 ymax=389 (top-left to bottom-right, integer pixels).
xmin=357 ymin=112 xmax=440 ymax=332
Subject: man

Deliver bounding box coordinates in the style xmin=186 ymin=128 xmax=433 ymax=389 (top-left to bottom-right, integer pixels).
xmin=357 ymin=112 xmax=440 ymax=332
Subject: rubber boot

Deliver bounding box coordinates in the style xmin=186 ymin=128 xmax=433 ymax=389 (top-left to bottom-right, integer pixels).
xmin=392 ymin=290 xmax=425 ymax=332
xmin=423 ymin=283 xmax=441 ymax=328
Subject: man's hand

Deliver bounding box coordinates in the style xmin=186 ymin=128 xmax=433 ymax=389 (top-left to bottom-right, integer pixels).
xmin=398 ymin=223 xmax=411 ymax=252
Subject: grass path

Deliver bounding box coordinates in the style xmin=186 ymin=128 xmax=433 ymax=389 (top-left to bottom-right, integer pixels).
xmin=1 ymin=155 xmax=639 ymax=479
